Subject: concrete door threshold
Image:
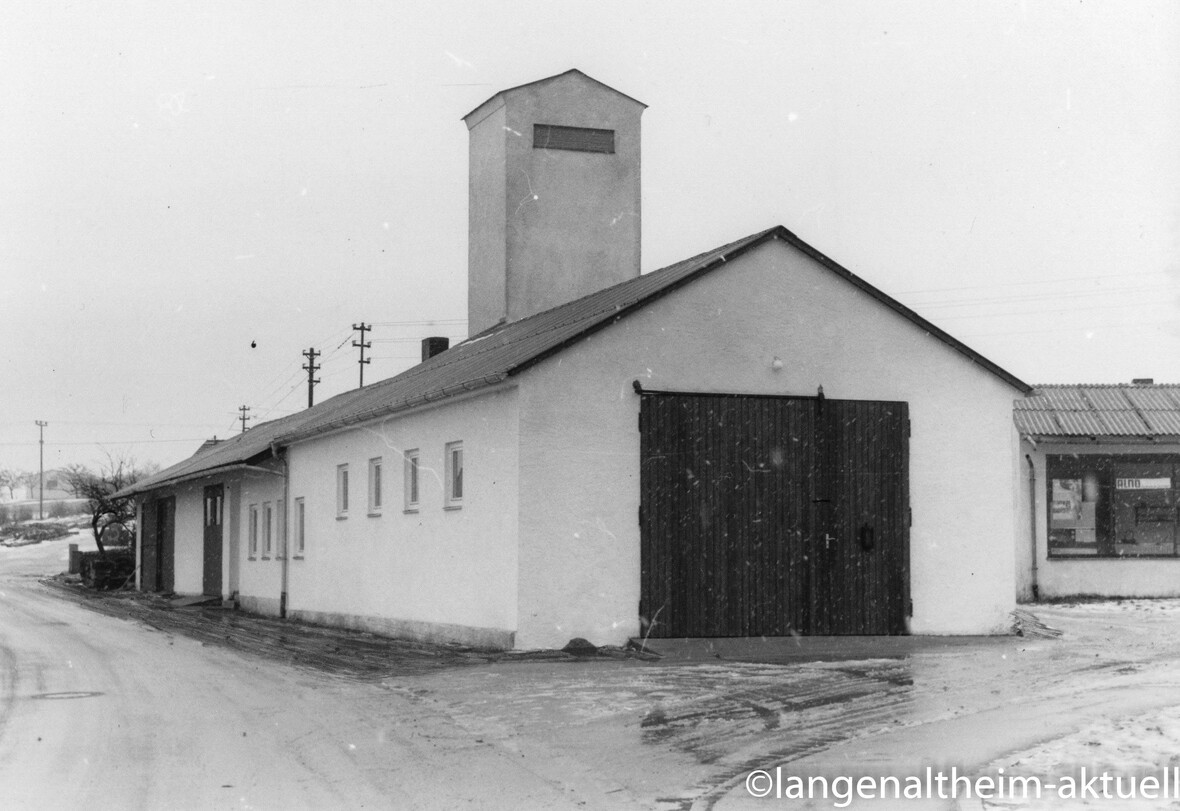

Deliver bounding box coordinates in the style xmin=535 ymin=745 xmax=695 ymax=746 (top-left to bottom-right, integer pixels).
xmin=636 ymin=634 xmax=1020 ymax=664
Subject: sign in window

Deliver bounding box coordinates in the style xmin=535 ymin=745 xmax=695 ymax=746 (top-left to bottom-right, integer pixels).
xmin=1048 ymin=455 xmax=1179 ymax=558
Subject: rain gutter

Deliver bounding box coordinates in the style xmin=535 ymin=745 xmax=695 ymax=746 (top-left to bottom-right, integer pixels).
xmin=273 ymin=442 xmax=290 ymax=619
xmin=1026 ymin=453 xmax=1039 ymax=601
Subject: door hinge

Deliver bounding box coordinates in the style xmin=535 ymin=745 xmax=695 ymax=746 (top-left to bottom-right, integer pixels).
xmin=638 ymin=504 xmax=643 ymax=526
xmin=907 ymin=507 xmax=912 ymax=527
xmin=906 ymin=419 xmax=911 ymax=438
xmin=907 ymin=598 xmax=914 ymax=617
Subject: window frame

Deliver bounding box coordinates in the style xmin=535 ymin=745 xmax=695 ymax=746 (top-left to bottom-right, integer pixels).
xmin=1047 ymin=453 xmax=1180 ymax=560
xmin=277 ymin=498 xmax=286 ymax=559
xmin=262 ymin=502 xmax=273 ymax=558
xmin=336 ymin=463 xmax=349 ymax=518
xmin=368 ymin=456 xmax=383 ymax=515
xmin=444 ymin=441 xmax=463 ymax=510
xmin=404 ymin=449 xmax=420 ymax=512
xmin=248 ymin=503 xmax=259 ymax=559
xmin=294 ymin=497 xmax=305 ymax=557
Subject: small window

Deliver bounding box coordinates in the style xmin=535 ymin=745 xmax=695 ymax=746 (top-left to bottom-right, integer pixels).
xmin=204 ymin=492 xmax=222 ymax=527
xmin=337 ymin=464 xmax=349 ymax=517
xmin=445 ymin=441 xmax=463 ymax=509
xmin=368 ymin=457 xmax=383 ymax=514
xmin=295 ymin=498 xmax=305 ymax=556
xmin=277 ymin=498 xmax=286 ymax=558
xmin=248 ymin=504 xmax=259 ymax=558
xmin=263 ymin=502 xmax=273 ymax=557
xmin=533 ymin=123 xmax=615 ymax=154
xmin=404 ymin=449 xmax=420 ymax=511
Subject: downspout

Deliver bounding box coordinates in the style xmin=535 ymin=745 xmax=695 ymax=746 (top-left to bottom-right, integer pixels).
xmin=272 ymin=442 xmax=290 ymax=619
xmin=1026 ymin=453 xmax=1039 ymax=601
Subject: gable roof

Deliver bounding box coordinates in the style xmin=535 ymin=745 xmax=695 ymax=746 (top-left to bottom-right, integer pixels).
xmin=1015 ymin=384 xmax=1180 ymax=440
xmin=123 ymin=225 xmax=1028 ymax=497
xmin=462 ymin=68 xmax=646 ymax=123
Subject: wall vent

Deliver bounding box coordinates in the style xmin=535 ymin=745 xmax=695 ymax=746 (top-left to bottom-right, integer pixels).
xmin=533 ymin=124 xmax=615 ymax=154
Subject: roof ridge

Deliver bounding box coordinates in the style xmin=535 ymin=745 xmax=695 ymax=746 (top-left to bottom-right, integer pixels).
xmin=389 ymin=227 xmax=780 ymax=379
xmin=462 ymin=68 xmax=647 ymax=121
xmin=1031 ymin=383 xmax=1180 ymax=388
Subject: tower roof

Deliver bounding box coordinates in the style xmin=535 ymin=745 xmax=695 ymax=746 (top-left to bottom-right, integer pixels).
xmin=462 ymin=68 xmax=646 ymax=125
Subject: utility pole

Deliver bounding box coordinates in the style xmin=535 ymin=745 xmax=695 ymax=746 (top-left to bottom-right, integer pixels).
xmin=352 ymin=322 xmax=371 ymax=388
xmin=35 ymin=420 xmax=46 ymax=519
xmin=302 ymin=347 xmax=321 ymax=408
xmin=238 ymin=405 xmax=252 ymax=434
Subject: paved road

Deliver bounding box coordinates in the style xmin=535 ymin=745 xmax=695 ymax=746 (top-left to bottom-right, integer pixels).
xmin=8 ymin=537 xmax=1180 ymax=810
xmin=0 ymin=538 xmax=587 ymax=810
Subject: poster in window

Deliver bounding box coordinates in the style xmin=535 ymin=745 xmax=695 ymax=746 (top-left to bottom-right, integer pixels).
xmin=1051 ymin=479 xmax=1082 ymax=526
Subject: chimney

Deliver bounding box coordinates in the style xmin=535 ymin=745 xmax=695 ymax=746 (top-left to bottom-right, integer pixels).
xmin=1132 ymin=378 xmax=1154 ymax=385
xmin=463 ymin=70 xmax=645 ymax=335
xmin=421 ymin=336 xmax=450 ymax=361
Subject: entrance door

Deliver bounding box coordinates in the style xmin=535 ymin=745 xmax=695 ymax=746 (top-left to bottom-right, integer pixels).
xmin=639 ymin=392 xmax=909 ymax=637
xmin=202 ymin=485 xmax=223 ymax=597
xmin=141 ymin=499 xmax=159 ymax=592
xmin=155 ymin=497 xmax=175 ymax=593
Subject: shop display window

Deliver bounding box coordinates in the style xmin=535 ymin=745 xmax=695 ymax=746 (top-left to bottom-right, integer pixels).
xmin=1047 ymin=455 xmax=1180 ymax=558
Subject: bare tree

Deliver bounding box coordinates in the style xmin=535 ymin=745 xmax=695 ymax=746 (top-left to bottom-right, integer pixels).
xmin=59 ymin=463 xmax=93 ymax=498
xmin=62 ymin=454 xmax=159 ymax=555
xmin=0 ymin=469 xmax=25 ymax=500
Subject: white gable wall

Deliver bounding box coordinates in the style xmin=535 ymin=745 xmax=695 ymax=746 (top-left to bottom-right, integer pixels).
xmin=282 ymin=386 xmax=520 ymax=648
xmin=514 ymin=237 xmax=1021 ymax=649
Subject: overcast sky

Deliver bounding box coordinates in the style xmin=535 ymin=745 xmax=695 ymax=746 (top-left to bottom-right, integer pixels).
xmin=2 ymin=1 xmax=1178 ymax=475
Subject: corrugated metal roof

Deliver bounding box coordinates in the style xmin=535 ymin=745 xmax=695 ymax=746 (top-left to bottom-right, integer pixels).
xmin=1015 ymin=384 xmax=1180 ymax=440
xmin=1125 ymin=387 xmax=1180 ymax=411
xmin=128 ymin=225 xmax=1030 ymax=496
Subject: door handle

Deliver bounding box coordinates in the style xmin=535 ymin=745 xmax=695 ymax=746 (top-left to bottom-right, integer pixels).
xmin=823 ymin=533 xmax=835 ymax=549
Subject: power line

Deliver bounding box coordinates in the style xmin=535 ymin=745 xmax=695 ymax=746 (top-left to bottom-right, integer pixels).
xmin=895 ymin=269 xmax=1170 ymax=296
xmin=0 ymin=437 xmax=210 ymax=447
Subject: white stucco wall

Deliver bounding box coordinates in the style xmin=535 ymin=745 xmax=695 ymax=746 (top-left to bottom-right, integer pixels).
xmin=1024 ymin=442 xmax=1180 ymax=598
xmin=234 ymin=466 xmax=287 ymax=615
xmin=283 ymin=387 xmax=519 ymax=648
xmin=170 ymin=483 xmax=206 ymax=596
xmin=513 ymin=236 xmax=1023 ymax=648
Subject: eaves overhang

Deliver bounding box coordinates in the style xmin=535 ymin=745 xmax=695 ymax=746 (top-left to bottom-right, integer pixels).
xmin=116 ymin=462 xmax=284 ymax=500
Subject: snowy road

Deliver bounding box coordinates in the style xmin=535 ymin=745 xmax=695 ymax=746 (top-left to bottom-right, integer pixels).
xmin=7 ymin=538 xmax=1180 ymax=810
xmin=0 ymin=540 xmax=595 ymax=810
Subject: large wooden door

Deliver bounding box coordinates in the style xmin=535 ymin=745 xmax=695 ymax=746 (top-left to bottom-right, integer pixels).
xmin=640 ymin=392 xmax=908 ymax=637
xmin=140 ymin=497 xmax=175 ymax=592
xmin=159 ymin=497 xmax=175 ymax=593
xmin=202 ymin=485 xmax=223 ymax=597
xmin=141 ymin=499 xmax=159 ymax=592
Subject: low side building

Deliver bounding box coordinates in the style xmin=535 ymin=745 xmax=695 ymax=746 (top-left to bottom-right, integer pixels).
xmin=1016 ymin=383 xmax=1180 ymax=601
